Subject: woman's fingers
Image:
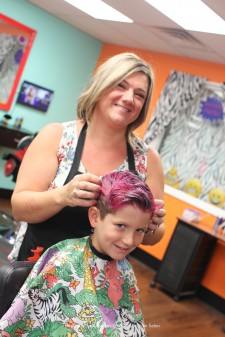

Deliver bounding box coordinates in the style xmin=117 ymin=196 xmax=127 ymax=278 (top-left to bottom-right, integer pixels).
xmin=72 ymin=174 xmax=101 ymax=198
xmin=72 ymin=185 xmax=100 ymax=200
xmin=64 ymin=173 xmax=102 ymax=207
xmin=145 ymin=199 xmax=166 ymax=234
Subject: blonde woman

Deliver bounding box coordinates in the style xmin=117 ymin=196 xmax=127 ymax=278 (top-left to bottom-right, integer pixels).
xmin=10 ymin=52 xmax=165 ymax=261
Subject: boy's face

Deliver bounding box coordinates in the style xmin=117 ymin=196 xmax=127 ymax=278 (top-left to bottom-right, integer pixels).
xmin=89 ymin=204 xmax=151 ymax=260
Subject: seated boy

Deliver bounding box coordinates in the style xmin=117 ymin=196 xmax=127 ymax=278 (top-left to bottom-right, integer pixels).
xmin=0 ymin=171 xmax=156 ymax=337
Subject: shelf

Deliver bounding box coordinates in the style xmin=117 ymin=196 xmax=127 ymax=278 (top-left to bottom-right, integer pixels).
xmin=0 ymin=124 xmax=32 ymax=149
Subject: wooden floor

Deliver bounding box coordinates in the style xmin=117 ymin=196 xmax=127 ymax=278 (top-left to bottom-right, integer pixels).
xmin=130 ymin=257 xmax=225 ymax=337
xmin=0 ymin=197 xmax=224 ymax=337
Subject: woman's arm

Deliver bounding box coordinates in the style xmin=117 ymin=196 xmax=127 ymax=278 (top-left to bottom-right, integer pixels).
xmin=142 ymin=147 xmax=166 ymax=245
xmin=11 ymin=123 xmax=101 ymax=223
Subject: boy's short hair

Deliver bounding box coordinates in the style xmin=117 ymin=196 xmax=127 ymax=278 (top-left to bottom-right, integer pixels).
xmin=97 ymin=171 xmax=155 ymax=219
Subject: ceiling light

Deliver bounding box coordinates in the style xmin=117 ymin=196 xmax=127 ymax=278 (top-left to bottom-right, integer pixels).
xmin=64 ymin=0 xmax=133 ymax=23
xmin=145 ymin=0 xmax=225 ymax=35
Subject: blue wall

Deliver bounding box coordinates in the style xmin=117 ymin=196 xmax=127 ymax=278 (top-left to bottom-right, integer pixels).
xmin=0 ymin=0 xmax=102 ymax=190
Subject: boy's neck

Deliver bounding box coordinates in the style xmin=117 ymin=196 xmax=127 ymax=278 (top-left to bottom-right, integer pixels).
xmin=89 ymin=236 xmax=112 ymax=261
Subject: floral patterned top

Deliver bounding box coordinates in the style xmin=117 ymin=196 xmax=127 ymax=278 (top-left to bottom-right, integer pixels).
xmin=8 ymin=121 xmax=148 ymax=262
xmin=50 ymin=120 xmax=148 ymax=189
xmin=1 ymin=237 xmax=147 ymax=337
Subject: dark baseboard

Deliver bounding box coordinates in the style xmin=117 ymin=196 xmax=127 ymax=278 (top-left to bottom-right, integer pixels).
xmin=130 ymin=246 xmax=160 ymax=270
xmin=130 ymin=247 xmax=225 ymax=315
xmin=0 ymin=189 xmax=13 ymax=199
xmin=197 ymin=285 xmax=225 ymax=315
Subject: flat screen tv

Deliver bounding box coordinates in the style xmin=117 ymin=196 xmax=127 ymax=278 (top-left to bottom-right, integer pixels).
xmin=17 ymin=81 xmax=54 ymax=112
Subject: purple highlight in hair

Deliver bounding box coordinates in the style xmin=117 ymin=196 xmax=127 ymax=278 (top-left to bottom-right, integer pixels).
xmin=98 ymin=171 xmax=156 ymax=218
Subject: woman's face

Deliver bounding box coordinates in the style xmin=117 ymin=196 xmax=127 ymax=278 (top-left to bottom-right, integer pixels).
xmin=94 ymin=72 xmax=149 ymax=130
xmin=28 ymin=88 xmax=36 ymax=96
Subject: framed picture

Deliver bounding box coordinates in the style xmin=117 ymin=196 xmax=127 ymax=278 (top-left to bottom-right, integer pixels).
xmin=0 ymin=13 xmax=36 ymax=111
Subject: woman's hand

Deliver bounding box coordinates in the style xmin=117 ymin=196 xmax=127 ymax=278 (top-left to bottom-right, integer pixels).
xmin=147 ymin=199 xmax=166 ymax=233
xmin=63 ymin=173 xmax=102 ymax=208
xmin=142 ymin=199 xmax=166 ymax=246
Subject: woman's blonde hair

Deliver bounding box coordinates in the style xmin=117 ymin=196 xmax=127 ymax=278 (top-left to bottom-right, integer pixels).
xmin=77 ymin=52 xmax=154 ymax=144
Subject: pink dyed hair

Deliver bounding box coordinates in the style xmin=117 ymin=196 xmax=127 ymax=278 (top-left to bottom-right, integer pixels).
xmin=97 ymin=171 xmax=156 ymax=219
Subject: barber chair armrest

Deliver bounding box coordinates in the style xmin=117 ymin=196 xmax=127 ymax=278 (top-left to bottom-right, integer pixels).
xmin=0 ymin=260 xmax=35 ymax=318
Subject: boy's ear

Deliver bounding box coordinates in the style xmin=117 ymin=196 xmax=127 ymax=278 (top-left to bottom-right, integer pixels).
xmin=88 ymin=206 xmax=100 ymax=229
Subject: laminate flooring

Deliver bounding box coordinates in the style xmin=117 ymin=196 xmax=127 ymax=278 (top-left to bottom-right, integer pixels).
xmin=131 ymin=257 xmax=225 ymax=337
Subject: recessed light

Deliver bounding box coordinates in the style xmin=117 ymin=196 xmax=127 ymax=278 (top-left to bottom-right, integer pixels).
xmin=145 ymin=0 xmax=225 ymax=35
xmin=64 ymin=0 xmax=133 ymax=23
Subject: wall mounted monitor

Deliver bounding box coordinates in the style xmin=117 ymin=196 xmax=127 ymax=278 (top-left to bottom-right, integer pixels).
xmin=17 ymin=81 xmax=54 ymax=112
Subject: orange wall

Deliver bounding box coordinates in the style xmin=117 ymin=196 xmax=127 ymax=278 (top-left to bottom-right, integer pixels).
xmin=97 ymin=44 xmax=225 ymax=300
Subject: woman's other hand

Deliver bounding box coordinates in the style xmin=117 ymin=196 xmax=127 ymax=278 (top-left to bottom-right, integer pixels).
xmin=151 ymin=198 xmax=166 ymax=226
xmin=142 ymin=199 xmax=165 ymax=245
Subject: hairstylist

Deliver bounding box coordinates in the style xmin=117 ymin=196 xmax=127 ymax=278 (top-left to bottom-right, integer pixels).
xmin=11 ymin=52 xmax=166 ymax=261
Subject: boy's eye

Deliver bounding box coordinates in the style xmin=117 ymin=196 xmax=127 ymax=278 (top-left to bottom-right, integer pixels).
xmin=116 ymin=223 xmax=126 ymax=229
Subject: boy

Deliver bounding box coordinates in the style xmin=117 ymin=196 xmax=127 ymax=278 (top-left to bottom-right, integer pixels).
xmin=0 ymin=171 xmax=156 ymax=337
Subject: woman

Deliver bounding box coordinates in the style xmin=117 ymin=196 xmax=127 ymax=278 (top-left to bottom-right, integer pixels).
xmin=10 ymin=52 xmax=165 ymax=261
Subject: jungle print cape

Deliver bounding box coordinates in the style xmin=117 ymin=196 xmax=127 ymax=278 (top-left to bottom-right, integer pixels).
xmin=0 ymin=237 xmax=146 ymax=337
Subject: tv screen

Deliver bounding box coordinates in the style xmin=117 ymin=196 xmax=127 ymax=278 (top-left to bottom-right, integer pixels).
xmin=17 ymin=81 xmax=54 ymax=112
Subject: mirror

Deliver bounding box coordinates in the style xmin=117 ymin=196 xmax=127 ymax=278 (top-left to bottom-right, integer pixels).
xmin=0 ymin=13 xmax=36 ymax=111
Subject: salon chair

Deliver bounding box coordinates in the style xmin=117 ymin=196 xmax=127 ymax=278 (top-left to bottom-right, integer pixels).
xmin=0 ymin=237 xmax=34 ymax=318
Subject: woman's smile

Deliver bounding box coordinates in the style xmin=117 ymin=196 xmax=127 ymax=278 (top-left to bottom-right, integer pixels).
xmin=114 ymin=103 xmax=132 ymax=113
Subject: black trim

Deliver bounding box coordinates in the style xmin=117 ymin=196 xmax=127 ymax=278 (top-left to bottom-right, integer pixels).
xmin=131 ymin=247 xmax=225 ymax=315
xmin=0 ymin=189 xmax=13 ymax=199
xmin=64 ymin=123 xmax=87 ymax=184
xmin=130 ymin=247 xmax=160 ymax=270
xmin=197 ymin=285 xmax=225 ymax=315
xmin=89 ymin=236 xmax=112 ymax=261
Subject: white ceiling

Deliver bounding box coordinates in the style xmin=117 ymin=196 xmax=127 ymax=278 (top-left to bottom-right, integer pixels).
xmin=28 ymin=0 xmax=225 ymax=64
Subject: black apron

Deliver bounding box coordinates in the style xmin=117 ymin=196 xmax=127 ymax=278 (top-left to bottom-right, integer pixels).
xmin=18 ymin=123 xmax=137 ymax=261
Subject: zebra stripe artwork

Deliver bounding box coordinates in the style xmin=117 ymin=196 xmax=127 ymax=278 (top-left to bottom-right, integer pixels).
xmin=144 ymin=71 xmax=225 ymax=210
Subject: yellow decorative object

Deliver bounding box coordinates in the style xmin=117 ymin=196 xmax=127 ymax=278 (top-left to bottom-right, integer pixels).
xmin=83 ymin=245 xmax=95 ymax=293
xmin=165 ymin=167 xmax=180 ymax=189
xmin=208 ymin=188 xmax=225 ymax=208
xmin=184 ymin=178 xmax=202 ymax=197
